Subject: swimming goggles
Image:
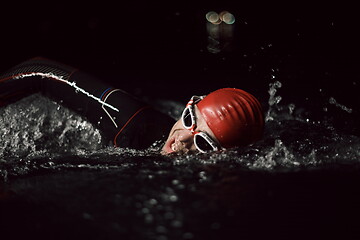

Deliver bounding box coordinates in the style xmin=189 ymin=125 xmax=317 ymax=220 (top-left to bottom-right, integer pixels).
xmin=181 ymin=95 xmax=220 ymax=153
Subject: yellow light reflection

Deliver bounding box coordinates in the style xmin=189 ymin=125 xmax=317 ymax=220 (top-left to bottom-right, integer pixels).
xmin=206 ymin=11 xmax=235 ymax=25
xmin=222 ymin=12 xmax=235 ymax=24
xmin=206 ymin=11 xmax=220 ymax=24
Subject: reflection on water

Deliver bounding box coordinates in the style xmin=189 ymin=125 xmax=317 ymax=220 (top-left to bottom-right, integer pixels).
xmin=206 ymin=11 xmax=235 ymax=53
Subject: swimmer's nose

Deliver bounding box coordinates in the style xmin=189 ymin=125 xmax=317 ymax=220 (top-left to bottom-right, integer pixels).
xmin=177 ymin=130 xmax=194 ymax=149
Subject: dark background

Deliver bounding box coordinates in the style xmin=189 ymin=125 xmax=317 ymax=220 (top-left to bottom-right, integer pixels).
xmin=1 ymin=3 xmax=360 ymax=239
xmin=1 ymin=1 xmax=359 ymax=108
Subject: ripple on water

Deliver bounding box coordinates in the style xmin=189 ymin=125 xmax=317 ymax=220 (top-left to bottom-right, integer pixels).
xmin=0 ymin=83 xmax=360 ymax=180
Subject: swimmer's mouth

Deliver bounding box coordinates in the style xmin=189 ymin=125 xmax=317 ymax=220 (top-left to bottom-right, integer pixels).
xmin=162 ymin=137 xmax=190 ymax=154
xmin=161 ymin=137 xmax=176 ymax=154
xmin=161 ymin=129 xmax=191 ymax=155
xmin=170 ymin=140 xmax=190 ymax=154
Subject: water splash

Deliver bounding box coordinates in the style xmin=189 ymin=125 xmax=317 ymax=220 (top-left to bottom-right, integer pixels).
xmin=265 ymin=81 xmax=301 ymax=124
xmin=265 ymin=81 xmax=283 ymax=121
xmin=252 ymin=139 xmax=298 ymax=169
xmin=0 ymin=87 xmax=360 ymax=180
xmin=0 ymin=94 xmax=103 ymax=159
xmin=328 ymin=97 xmax=353 ymax=113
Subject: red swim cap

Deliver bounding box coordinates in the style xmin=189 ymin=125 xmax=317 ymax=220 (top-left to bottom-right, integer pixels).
xmin=197 ymin=88 xmax=264 ymax=148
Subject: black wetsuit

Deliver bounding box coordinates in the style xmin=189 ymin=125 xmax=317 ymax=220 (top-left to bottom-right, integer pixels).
xmin=0 ymin=57 xmax=175 ymax=149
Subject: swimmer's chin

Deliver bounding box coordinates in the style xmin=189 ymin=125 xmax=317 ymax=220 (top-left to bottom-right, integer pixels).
xmin=160 ymin=147 xmax=184 ymax=155
xmin=161 ymin=141 xmax=174 ymax=155
xmin=161 ymin=138 xmax=195 ymax=155
xmin=160 ymin=145 xmax=194 ymax=155
xmin=160 ymin=148 xmax=174 ymax=155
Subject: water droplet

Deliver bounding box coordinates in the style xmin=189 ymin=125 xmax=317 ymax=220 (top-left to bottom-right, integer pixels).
xmin=164 ymin=211 xmax=175 ymax=219
xmin=183 ymin=232 xmax=194 ymax=239
xmin=142 ymin=208 xmax=149 ymax=214
xmin=149 ymin=198 xmax=158 ymax=205
xmin=144 ymin=214 xmax=153 ymax=223
xmin=156 ymin=225 xmax=167 ymax=233
xmin=177 ymin=184 xmax=185 ymax=190
xmin=82 ymin=212 xmax=94 ymax=220
xmin=171 ymin=220 xmax=183 ymax=228
xmin=156 ymin=235 xmax=167 ymax=240
xmin=288 ymin=104 xmax=295 ymax=115
xmin=169 ymin=195 xmax=178 ymax=202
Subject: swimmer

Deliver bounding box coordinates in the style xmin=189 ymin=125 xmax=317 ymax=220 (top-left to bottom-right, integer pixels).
xmin=161 ymin=88 xmax=264 ymax=154
xmin=0 ymin=57 xmax=264 ymax=154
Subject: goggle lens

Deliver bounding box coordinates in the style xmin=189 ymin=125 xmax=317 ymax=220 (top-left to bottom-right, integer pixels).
xmin=182 ymin=108 xmax=193 ymax=129
xmin=194 ymin=134 xmax=216 ymax=152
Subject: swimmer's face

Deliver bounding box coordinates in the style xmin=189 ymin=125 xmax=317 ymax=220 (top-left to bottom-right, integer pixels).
xmin=161 ymin=105 xmax=219 ymax=154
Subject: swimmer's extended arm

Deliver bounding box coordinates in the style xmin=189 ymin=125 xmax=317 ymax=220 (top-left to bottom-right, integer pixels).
xmin=0 ymin=57 xmax=175 ymax=149
xmin=0 ymin=57 xmax=113 ymax=114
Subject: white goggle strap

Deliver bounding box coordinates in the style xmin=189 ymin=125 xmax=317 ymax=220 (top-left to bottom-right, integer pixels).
xmin=182 ymin=95 xmax=205 ymax=130
xmin=192 ymin=95 xmax=206 ymax=104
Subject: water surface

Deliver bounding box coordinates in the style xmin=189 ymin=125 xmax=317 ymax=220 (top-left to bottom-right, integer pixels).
xmin=1 ymin=81 xmax=359 ymax=239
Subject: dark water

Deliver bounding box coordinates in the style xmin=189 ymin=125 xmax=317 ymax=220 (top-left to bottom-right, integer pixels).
xmin=1 ymin=2 xmax=360 ymax=240
xmin=1 ymin=79 xmax=360 ymax=239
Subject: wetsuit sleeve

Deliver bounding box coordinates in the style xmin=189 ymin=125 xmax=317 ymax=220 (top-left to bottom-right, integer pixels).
xmin=0 ymin=57 xmax=175 ymax=149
